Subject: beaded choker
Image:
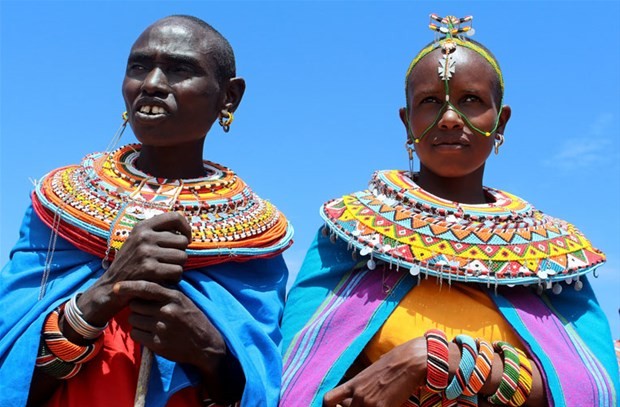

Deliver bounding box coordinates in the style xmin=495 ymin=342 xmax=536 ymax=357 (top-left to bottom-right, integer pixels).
xmin=32 ymin=145 xmax=293 ymax=269
xmin=321 ymin=170 xmax=605 ymax=289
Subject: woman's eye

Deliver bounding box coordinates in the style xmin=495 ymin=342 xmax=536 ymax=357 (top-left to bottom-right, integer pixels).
xmin=421 ymin=96 xmax=441 ymax=104
xmin=463 ymin=95 xmax=482 ymax=103
xmin=173 ymin=65 xmax=194 ymax=74
xmin=127 ymin=64 xmax=146 ymax=73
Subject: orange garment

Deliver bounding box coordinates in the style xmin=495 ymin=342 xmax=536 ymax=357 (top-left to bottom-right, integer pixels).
xmin=364 ymin=279 xmax=524 ymax=363
xmin=45 ymin=308 xmax=201 ymax=407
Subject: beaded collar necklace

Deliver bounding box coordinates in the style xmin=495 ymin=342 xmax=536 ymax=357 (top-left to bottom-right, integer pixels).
xmin=33 ymin=144 xmax=293 ymax=269
xmin=321 ymin=170 xmax=605 ymax=292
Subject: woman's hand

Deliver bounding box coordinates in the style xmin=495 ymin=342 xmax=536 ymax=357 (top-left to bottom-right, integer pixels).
xmin=114 ymin=280 xmax=226 ymax=372
xmin=77 ymin=212 xmax=192 ymax=326
xmin=323 ymin=338 xmax=427 ymax=407
xmin=115 ymin=280 xmax=245 ymax=402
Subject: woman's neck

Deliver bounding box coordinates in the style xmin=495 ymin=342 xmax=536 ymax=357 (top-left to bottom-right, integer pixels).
xmin=135 ymin=140 xmax=207 ymax=179
xmin=416 ymin=165 xmax=490 ymax=204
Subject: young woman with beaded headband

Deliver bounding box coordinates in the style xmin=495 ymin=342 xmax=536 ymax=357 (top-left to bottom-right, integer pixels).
xmin=280 ymin=14 xmax=618 ymax=407
xmin=0 ymin=15 xmax=293 ymax=407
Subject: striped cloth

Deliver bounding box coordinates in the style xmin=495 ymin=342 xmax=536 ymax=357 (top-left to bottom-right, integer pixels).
xmin=281 ymin=231 xmax=619 ymax=407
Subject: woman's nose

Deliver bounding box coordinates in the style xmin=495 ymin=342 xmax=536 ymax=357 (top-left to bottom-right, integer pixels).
xmin=141 ymin=67 xmax=170 ymax=96
xmin=438 ymin=105 xmax=464 ymax=130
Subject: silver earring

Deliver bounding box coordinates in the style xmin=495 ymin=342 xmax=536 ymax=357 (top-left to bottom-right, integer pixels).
xmin=494 ymin=133 xmax=504 ymax=155
xmin=406 ymin=140 xmax=415 ymax=176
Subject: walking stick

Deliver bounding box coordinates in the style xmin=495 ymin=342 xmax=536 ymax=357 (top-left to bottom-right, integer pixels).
xmin=134 ymin=347 xmax=153 ymax=407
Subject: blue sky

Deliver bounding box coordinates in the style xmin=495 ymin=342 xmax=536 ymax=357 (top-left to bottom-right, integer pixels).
xmin=1 ymin=1 xmax=619 ymax=337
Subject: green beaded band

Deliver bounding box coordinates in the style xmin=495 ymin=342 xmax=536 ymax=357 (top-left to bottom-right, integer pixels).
xmin=488 ymin=341 xmax=521 ymax=405
xmin=509 ymin=348 xmax=533 ymax=407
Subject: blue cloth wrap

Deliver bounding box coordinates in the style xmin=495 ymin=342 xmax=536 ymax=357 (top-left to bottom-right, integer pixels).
xmin=0 ymin=205 xmax=287 ymax=407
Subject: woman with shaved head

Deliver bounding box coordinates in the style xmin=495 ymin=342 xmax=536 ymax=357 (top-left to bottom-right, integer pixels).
xmin=281 ymin=14 xmax=618 ymax=407
xmin=0 ymin=15 xmax=292 ymax=406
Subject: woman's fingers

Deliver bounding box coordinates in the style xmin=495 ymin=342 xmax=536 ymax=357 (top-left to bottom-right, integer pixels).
xmin=148 ymin=211 xmax=192 ymax=240
xmin=323 ymin=384 xmax=352 ymax=406
xmin=153 ymin=246 xmax=188 ymax=265
xmin=114 ymin=280 xmax=174 ymax=301
xmin=155 ymin=231 xmax=191 ymax=250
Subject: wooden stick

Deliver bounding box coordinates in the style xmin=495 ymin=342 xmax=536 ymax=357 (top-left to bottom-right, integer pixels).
xmin=134 ymin=347 xmax=153 ymax=407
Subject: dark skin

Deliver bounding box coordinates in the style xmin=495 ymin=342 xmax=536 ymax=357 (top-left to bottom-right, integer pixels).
xmin=403 ymin=47 xmax=510 ymax=204
xmin=28 ymin=17 xmax=246 ymax=405
xmin=324 ymin=48 xmax=547 ymax=407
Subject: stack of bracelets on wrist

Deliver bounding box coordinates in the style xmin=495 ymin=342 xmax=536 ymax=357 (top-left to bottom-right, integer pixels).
xmin=35 ymin=293 xmax=106 ymax=379
xmin=64 ymin=294 xmax=108 ymax=339
xmin=408 ymin=330 xmax=533 ymax=407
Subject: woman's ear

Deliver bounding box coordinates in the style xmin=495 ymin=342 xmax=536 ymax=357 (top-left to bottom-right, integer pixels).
xmin=497 ymin=104 xmax=511 ymax=134
xmin=223 ymin=77 xmax=246 ymax=113
xmin=399 ymin=107 xmax=408 ymax=130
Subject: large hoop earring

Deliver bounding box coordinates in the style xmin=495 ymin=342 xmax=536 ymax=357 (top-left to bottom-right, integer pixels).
xmin=219 ymin=109 xmax=234 ymax=133
xmin=494 ymin=133 xmax=504 ymax=155
xmin=406 ymin=140 xmax=416 ymax=177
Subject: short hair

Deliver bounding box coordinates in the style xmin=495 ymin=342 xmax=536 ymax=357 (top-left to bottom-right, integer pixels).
xmin=165 ymin=15 xmax=236 ymax=85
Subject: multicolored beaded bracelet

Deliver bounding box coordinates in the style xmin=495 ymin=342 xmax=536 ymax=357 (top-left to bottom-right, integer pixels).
xmin=488 ymin=341 xmax=521 ymax=405
xmin=418 ymin=388 xmax=442 ymax=406
xmin=424 ymin=329 xmax=450 ymax=393
xmin=404 ymin=393 xmax=421 ymax=407
xmin=444 ymin=334 xmax=477 ymax=399
xmin=462 ymin=338 xmax=493 ymax=397
xmin=508 ymin=348 xmax=533 ymax=406
xmin=43 ymin=304 xmax=103 ymax=364
xmin=36 ymin=339 xmax=82 ymax=380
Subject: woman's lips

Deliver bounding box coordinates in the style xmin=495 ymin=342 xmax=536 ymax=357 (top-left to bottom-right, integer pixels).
xmin=133 ymin=102 xmax=170 ymax=123
xmin=431 ymin=134 xmax=471 ymax=149
xmin=135 ymin=111 xmax=167 ymax=121
xmin=434 ymin=143 xmax=469 ymax=151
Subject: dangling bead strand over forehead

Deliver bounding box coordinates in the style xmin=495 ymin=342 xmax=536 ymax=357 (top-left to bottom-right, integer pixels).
xmin=405 ymin=14 xmax=505 ymax=143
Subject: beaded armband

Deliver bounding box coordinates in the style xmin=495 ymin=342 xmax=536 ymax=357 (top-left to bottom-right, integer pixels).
xmin=424 ymin=329 xmax=450 ymax=393
xmin=488 ymin=341 xmax=521 ymax=405
xmin=462 ymin=338 xmax=493 ymax=396
xmin=35 ymin=303 xmax=104 ymax=380
xmin=445 ymin=334 xmax=477 ymax=399
xmin=36 ymin=339 xmax=83 ymax=380
xmin=508 ymin=348 xmax=533 ymax=407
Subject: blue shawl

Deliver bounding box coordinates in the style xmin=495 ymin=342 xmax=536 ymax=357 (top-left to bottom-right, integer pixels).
xmin=0 ymin=206 xmax=287 ymax=407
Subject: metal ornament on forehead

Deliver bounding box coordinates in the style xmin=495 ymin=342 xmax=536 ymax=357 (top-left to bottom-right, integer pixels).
xmin=429 ymin=15 xmax=475 ymax=82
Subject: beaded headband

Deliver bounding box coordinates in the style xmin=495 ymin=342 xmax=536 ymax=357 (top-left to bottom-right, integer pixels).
xmin=405 ymin=14 xmax=505 ymax=143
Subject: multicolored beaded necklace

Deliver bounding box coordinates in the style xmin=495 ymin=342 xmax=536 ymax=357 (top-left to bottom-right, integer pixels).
xmin=321 ymin=170 xmax=605 ymax=292
xmin=32 ymin=144 xmax=293 ymax=270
